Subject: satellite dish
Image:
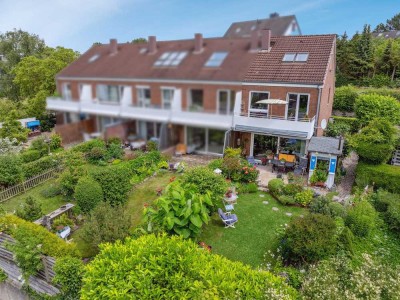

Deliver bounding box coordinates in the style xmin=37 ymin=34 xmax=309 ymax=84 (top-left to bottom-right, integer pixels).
xmin=321 ymin=119 xmax=327 ymax=130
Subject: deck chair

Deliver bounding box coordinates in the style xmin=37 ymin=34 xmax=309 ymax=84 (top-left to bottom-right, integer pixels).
xmin=218 ymin=208 xmax=238 ymax=228
xmin=294 ymin=157 xmax=308 ymax=176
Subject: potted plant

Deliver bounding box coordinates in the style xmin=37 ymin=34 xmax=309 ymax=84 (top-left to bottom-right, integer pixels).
xmin=287 ymin=172 xmax=294 ymax=183
xmin=265 ymin=150 xmax=274 ymax=160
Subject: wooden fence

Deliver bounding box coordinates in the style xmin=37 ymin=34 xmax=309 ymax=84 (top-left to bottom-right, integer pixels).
xmin=0 ymin=168 xmax=61 ymax=203
xmin=0 ymin=233 xmax=59 ymax=296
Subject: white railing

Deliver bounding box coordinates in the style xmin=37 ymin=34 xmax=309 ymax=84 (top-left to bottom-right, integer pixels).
xmin=245 ymin=111 xmax=315 ymax=123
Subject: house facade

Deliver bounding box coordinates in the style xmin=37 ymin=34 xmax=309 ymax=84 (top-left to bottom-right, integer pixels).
xmin=47 ymin=30 xmax=335 ymax=158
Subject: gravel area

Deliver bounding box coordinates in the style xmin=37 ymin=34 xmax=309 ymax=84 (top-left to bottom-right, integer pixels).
xmin=337 ymin=151 xmax=359 ymax=197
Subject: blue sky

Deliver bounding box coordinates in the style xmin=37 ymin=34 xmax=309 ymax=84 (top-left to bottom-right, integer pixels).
xmin=0 ymin=0 xmax=398 ymax=53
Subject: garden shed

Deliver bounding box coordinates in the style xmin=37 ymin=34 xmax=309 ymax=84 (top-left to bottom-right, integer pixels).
xmin=307 ymin=136 xmax=343 ymax=188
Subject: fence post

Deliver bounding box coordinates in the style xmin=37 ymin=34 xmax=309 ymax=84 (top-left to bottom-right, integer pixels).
xmin=42 ymin=256 xmax=51 ymax=283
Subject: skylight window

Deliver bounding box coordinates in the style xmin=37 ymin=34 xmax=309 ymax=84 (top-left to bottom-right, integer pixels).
xmin=88 ymin=54 xmax=100 ymax=63
xmin=282 ymin=53 xmax=309 ymax=62
xmin=204 ymin=52 xmax=228 ymax=67
xmin=154 ymin=51 xmax=187 ymax=67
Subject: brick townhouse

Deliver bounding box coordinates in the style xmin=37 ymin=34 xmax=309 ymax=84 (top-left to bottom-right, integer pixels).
xmin=47 ymin=29 xmax=335 ymax=159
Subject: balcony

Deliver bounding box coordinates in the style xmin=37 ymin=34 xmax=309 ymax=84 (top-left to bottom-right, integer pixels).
xmin=233 ymin=113 xmax=315 ymax=139
xmin=170 ymin=108 xmax=233 ymax=130
xmin=120 ymin=104 xmax=170 ymax=122
xmin=46 ymin=97 xmax=80 ymax=113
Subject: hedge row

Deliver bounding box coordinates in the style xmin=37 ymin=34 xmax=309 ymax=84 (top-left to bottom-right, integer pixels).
xmin=356 ymin=163 xmax=400 ymax=194
xmin=0 ymin=214 xmax=80 ymax=258
xmin=22 ymin=155 xmax=60 ymax=178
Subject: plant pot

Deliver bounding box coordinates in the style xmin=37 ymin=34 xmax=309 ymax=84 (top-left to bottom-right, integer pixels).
xmin=261 ymin=157 xmax=267 ymax=165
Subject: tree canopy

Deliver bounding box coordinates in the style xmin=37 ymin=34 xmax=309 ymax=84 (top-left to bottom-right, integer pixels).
xmin=374 ymin=13 xmax=400 ymax=32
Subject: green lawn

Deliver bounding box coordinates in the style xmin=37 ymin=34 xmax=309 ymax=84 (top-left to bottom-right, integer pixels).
xmin=0 ymin=179 xmax=69 ymax=214
xmin=199 ymin=192 xmax=305 ymax=268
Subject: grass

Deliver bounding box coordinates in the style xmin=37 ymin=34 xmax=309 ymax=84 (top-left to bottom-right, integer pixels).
xmin=0 ymin=179 xmax=69 ymax=214
xmin=199 ymin=191 xmax=305 ymax=268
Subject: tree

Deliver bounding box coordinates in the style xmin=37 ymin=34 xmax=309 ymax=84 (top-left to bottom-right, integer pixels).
xmin=15 ymin=196 xmax=43 ymax=222
xmin=53 ymin=257 xmax=84 ymax=300
xmin=80 ymin=234 xmax=297 ymax=299
xmin=374 ymin=13 xmax=400 ymax=31
xmin=0 ymin=29 xmax=46 ymax=100
xmin=350 ymin=25 xmax=374 ymax=79
xmin=0 ymin=154 xmax=24 ymax=187
xmin=0 ymin=110 xmax=30 ymax=142
xmin=80 ymin=202 xmax=131 ymax=254
xmin=131 ymin=37 xmax=147 ymax=43
xmin=74 ymin=176 xmax=103 ymax=214
xmin=0 ymin=137 xmax=22 ymax=155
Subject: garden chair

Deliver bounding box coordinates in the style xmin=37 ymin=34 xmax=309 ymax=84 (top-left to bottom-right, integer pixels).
xmin=218 ymin=208 xmax=238 ymax=228
xmin=294 ymin=157 xmax=308 ymax=176
xmin=222 ymin=200 xmax=234 ymax=215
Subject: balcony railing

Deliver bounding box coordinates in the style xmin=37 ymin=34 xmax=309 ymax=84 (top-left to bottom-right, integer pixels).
xmin=245 ymin=111 xmax=315 ymax=123
xmin=46 ymin=97 xmax=80 ymax=113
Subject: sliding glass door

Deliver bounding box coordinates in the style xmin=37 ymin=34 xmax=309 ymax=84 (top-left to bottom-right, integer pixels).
xmin=286 ymin=93 xmax=309 ymax=121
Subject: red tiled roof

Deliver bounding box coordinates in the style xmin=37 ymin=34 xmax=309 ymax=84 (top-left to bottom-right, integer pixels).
xmin=57 ymin=38 xmax=258 ymax=82
xmin=244 ymin=34 xmax=336 ymax=85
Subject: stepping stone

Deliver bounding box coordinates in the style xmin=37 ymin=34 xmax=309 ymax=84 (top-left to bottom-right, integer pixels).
xmin=262 ymin=201 xmax=269 ymax=205
xmin=259 ymin=194 xmax=265 ymax=197
xmin=272 ymin=207 xmax=279 ymax=211
xmin=285 ymin=212 xmax=293 ymax=217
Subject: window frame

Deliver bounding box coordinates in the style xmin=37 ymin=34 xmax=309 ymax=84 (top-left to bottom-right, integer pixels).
xmin=216 ymin=89 xmax=235 ymax=115
xmin=204 ymin=52 xmax=229 ymax=67
xmin=248 ymin=91 xmax=270 ymax=116
xmin=160 ymin=87 xmax=175 ymax=109
xmin=136 ymin=85 xmax=151 ymax=107
xmin=285 ymin=93 xmax=310 ymax=121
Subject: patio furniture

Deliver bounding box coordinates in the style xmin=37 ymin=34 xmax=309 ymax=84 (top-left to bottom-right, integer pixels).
xmin=224 ymin=192 xmax=238 ymax=205
xmin=278 ymin=153 xmax=296 ymax=163
xmin=223 ymin=201 xmax=235 ymax=215
xmin=175 ymin=143 xmax=187 ymax=156
xmin=294 ymin=157 xmax=308 ymax=176
xmin=218 ymin=208 xmax=238 ymax=228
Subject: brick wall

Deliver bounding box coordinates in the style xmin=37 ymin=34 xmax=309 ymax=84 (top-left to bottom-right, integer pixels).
xmin=54 ymin=118 xmax=96 ymax=145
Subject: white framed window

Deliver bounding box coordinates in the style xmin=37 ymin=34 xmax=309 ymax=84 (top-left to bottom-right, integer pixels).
xmin=205 ymin=52 xmax=228 ymax=67
xmin=286 ymin=93 xmax=310 ymax=121
xmin=96 ymin=84 xmax=120 ymax=103
xmin=161 ymin=87 xmax=174 ymax=109
xmin=136 ymin=86 xmax=151 ymax=107
xmin=282 ymin=52 xmax=309 ymax=62
xmin=154 ymin=51 xmax=188 ymax=67
xmin=248 ymin=91 xmax=269 ymax=117
xmin=217 ymin=90 xmax=235 ymax=115
xmin=188 ymin=89 xmax=204 ymax=111
xmin=62 ymin=83 xmax=72 ymax=100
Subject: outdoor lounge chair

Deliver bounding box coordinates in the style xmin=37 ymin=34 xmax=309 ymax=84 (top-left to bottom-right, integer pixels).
xmin=218 ymin=208 xmax=238 ymax=228
xmin=294 ymin=157 xmax=308 ymax=176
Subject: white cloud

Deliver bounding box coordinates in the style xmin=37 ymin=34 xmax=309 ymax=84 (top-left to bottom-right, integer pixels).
xmin=0 ymin=0 xmax=133 ymax=48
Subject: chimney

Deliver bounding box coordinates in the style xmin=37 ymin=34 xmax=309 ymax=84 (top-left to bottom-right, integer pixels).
xmin=194 ymin=33 xmax=203 ymax=53
xmin=250 ymin=30 xmax=259 ymax=51
xmin=148 ymin=36 xmax=157 ymax=54
xmin=109 ymin=39 xmax=118 ymax=55
xmin=261 ymin=29 xmax=271 ymax=51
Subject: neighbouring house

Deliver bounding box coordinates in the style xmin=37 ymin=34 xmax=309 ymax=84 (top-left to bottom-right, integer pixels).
xmin=46 ymin=29 xmax=335 ymax=159
xmin=372 ymin=30 xmax=400 ymax=39
xmin=224 ymin=13 xmax=301 ymax=38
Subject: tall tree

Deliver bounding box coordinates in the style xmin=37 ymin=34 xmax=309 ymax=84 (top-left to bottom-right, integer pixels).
xmin=374 ymin=13 xmax=400 ymax=31
xmin=0 ymin=29 xmax=46 ymax=100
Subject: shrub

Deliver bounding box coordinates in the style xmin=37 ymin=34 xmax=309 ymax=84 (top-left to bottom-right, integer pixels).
xmin=146 ymin=140 xmax=158 ymax=151
xmin=80 ymin=234 xmax=297 ymax=299
xmin=20 ymin=149 xmax=41 ymax=163
xmin=208 ymin=158 xmax=223 ymax=171
xmin=86 ymin=146 xmax=106 ymax=164
xmin=282 ymin=214 xmax=337 ymax=264
xmin=23 ymin=155 xmax=59 ymax=178
xmin=244 ymin=182 xmax=259 ymax=193
xmin=328 ymin=202 xmax=347 ymax=218
xmin=53 ymin=256 xmax=84 ymax=300
xmin=40 ymin=183 xmax=62 ymax=198
xmin=59 ymin=168 xmax=86 ymax=197
xmin=0 ymin=137 xmax=22 ymax=155
xmin=349 ymin=118 xmax=397 ymax=164
xmin=278 ymin=195 xmax=296 ymax=205
xmin=30 ymin=137 xmax=49 ymax=156
xmin=89 ymin=164 xmax=131 ymax=206
xmin=309 ymin=196 xmax=347 ymax=218
xmin=345 ymin=200 xmax=377 ymax=237
xmin=0 ymin=214 xmax=79 ymax=258
xmin=106 ymin=136 xmax=121 ymax=146
xmin=15 ymin=196 xmax=43 ymax=222
xmin=0 ymin=154 xmax=23 ymax=187
xmin=80 ymin=202 xmax=131 ymax=254
xmin=325 ymin=116 xmax=359 ymax=137
xmin=385 ymin=200 xmax=400 ymax=232
xmin=294 ymin=189 xmax=314 ymax=207
xmin=240 ymin=165 xmax=259 ymax=183
xmin=105 ymin=143 xmax=123 ymax=160
xmin=333 ymin=85 xmax=358 ymax=111
xmin=181 ymin=166 xmax=228 ymax=205
xmin=356 ymin=163 xmax=400 ymax=193
xmin=283 ymin=183 xmax=303 ymax=196
xmin=49 ymin=133 xmax=62 ymax=151
xmin=72 ymin=138 xmax=106 ymax=153
xmin=221 ymin=156 xmax=241 ymax=180
xmin=0 ymin=269 xmax=6 ymax=282
xmin=74 ymin=177 xmax=103 ymax=214
xmin=51 ymin=214 xmax=73 ymax=231
xmin=224 ymin=147 xmax=241 ymax=158
xmin=149 ymin=181 xmax=213 ymax=238
xmin=354 ymin=93 xmax=400 ymax=126
xmin=268 ymin=179 xmax=285 ymax=196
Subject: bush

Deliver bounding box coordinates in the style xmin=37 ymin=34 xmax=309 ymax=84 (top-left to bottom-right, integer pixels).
xmin=354 ymin=93 xmax=400 ymax=126
xmin=356 ymin=163 xmax=400 ymax=193
xmin=282 ymin=214 xmax=337 ymax=263
xmin=0 ymin=214 xmax=79 ymax=258
xmin=325 ymin=116 xmax=359 ymax=137
xmin=40 ymin=183 xmax=62 ymax=198
xmin=268 ymin=179 xmax=285 ymax=196
xmin=181 ymin=166 xmax=228 ymax=205
xmin=240 ymin=182 xmax=259 ymax=193
xmin=294 ymin=189 xmax=314 ymax=207
xmin=359 ymin=87 xmax=400 ymax=101
xmin=53 ymin=257 xmax=84 ymax=300
xmin=283 ymin=183 xmax=303 ymax=196
xmin=278 ymin=195 xmax=296 ymax=205
xmin=74 ymin=177 xmax=103 ymax=214
xmin=224 ymin=147 xmax=241 ymax=158
xmin=328 ymin=202 xmax=347 ymax=218
xmin=105 ymin=143 xmax=123 ymax=160
xmin=80 ymin=202 xmax=131 ymax=254
xmin=30 ymin=137 xmax=49 ymax=156
xmin=20 ymin=149 xmax=41 ymax=163
xmin=106 ymin=136 xmax=121 ymax=146
xmin=0 ymin=154 xmax=23 ymax=187
xmin=345 ymin=200 xmax=377 ymax=237
xmin=310 ymin=196 xmax=347 ymax=218
xmin=349 ymin=118 xmax=397 ymax=164
xmin=72 ymin=138 xmax=106 ymax=153
xmin=86 ymin=146 xmax=107 ymax=164
xmin=385 ymin=200 xmax=400 ymax=232
xmin=58 ymin=167 xmax=86 ymax=197
xmin=333 ymin=85 xmax=358 ymax=111
xmin=208 ymin=158 xmax=223 ymax=171
xmin=15 ymin=196 xmax=43 ymax=222
xmin=221 ymin=156 xmax=241 ymax=180
xmin=89 ymin=164 xmax=131 ymax=206
xmin=240 ymin=165 xmax=259 ymax=183
xmin=49 ymin=133 xmax=62 ymax=151
xmin=23 ymin=155 xmax=59 ymax=178
xmin=80 ymin=234 xmax=297 ymax=299
xmin=146 ymin=140 xmax=158 ymax=151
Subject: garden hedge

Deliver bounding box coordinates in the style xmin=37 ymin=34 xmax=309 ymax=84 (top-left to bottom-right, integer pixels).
xmin=0 ymin=214 xmax=80 ymax=258
xmin=20 ymin=149 xmax=41 ymax=163
xmin=0 ymin=154 xmax=24 ymax=187
xmin=80 ymin=234 xmax=297 ymax=299
xmin=356 ymin=163 xmax=400 ymax=194
xmin=74 ymin=177 xmax=103 ymax=213
xmin=333 ymin=85 xmax=358 ymax=112
xmin=22 ymin=155 xmax=60 ymax=178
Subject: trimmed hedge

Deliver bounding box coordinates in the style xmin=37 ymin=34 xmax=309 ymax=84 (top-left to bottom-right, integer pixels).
xmin=74 ymin=177 xmax=103 ymax=213
xmin=345 ymin=200 xmax=377 ymax=237
xmin=333 ymin=85 xmax=358 ymax=112
xmin=0 ymin=155 xmax=24 ymax=187
xmin=0 ymin=214 xmax=80 ymax=258
xmin=356 ymin=163 xmax=400 ymax=194
xmin=326 ymin=116 xmax=360 ymax=137
xmin=71 ymin=138 xmax=106 ymax=153
xmin=20 ymin=149 xmax=41 ymax=163
xmin=22 ymin=155 xmax=59 ymax=178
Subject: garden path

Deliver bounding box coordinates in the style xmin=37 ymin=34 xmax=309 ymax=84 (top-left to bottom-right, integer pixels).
xmin=337 ymin=151 xmax=358 ymax=198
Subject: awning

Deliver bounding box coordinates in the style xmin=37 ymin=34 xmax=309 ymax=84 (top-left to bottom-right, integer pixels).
xmin=26 ymin=120 xmax=40 ymax=128
xmin=255 ymin=99 xmax=287 ymax=105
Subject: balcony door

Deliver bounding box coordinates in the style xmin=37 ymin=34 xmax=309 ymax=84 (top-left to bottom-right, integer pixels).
xmin=286 ymin=93 xmax=309 ymax=121
xmin=248 ymin=91 xmax=269 ymax=117
xmin=137 ymin=87 xmax=151 ymax=107
xmin=217 ymin=90 xmax=235 ymax=115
